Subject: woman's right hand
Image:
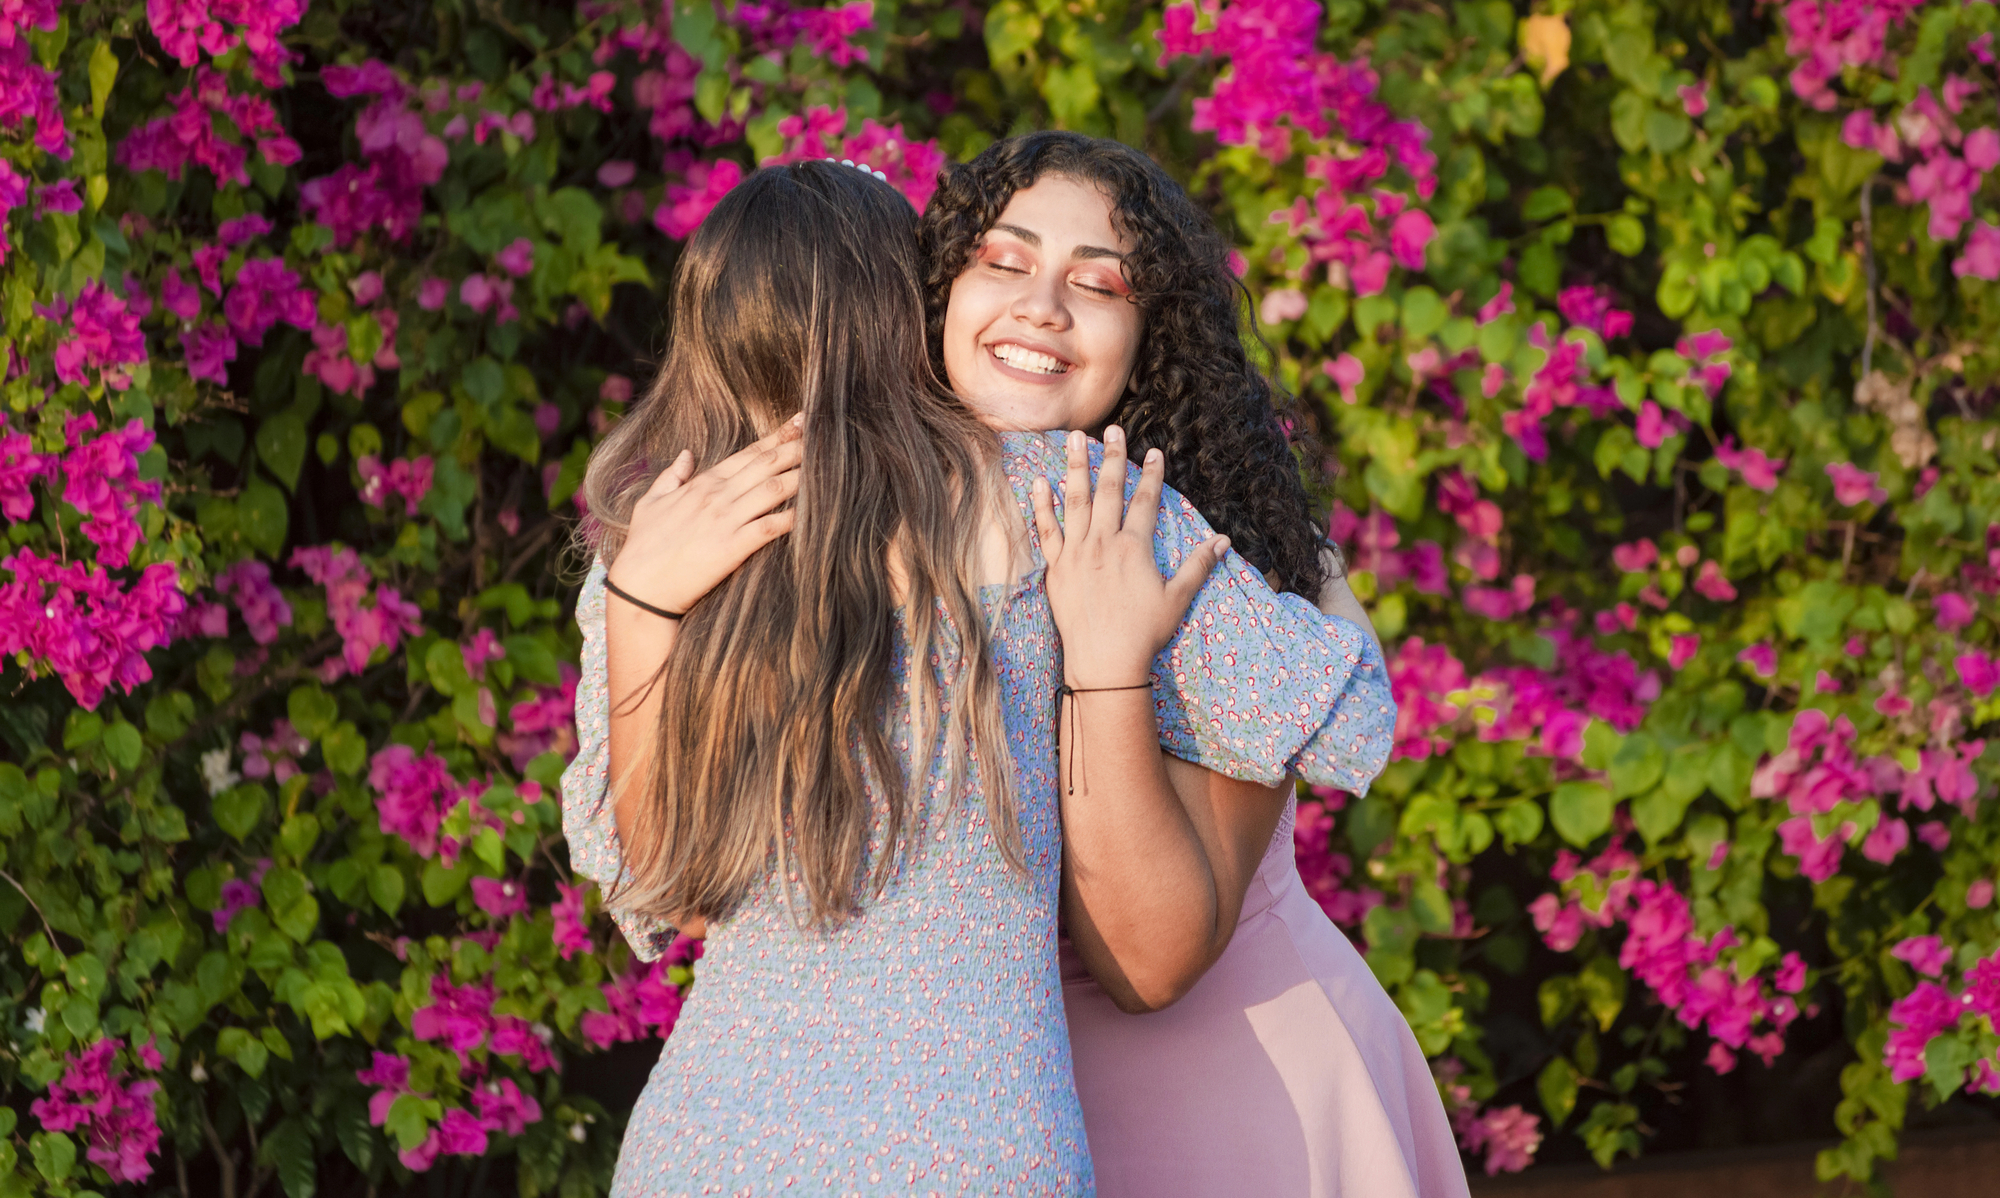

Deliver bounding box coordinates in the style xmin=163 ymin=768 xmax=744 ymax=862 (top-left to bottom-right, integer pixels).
xmin=605 ymin=414 xmax=804 ymax=613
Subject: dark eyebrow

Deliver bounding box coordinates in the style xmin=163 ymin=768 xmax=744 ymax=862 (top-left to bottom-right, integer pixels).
xmin=988 ymin=223 xmax=1126 ymax=262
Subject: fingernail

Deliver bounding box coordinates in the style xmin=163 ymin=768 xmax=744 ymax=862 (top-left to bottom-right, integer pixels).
xmin=791 ymin=412 xmax=805 ymax=425
xmin=1216 ymin=538 xmax=1230 ymax=554
xmin=1108 ymin=426 xmax=1123 ymax=445
xmin=1146 ymin=448 xmax=1161 ymax=464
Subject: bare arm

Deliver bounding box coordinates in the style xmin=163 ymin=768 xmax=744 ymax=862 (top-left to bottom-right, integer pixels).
xmin=1046 ymin=442 xmax=1381 ymax=1012
xmin=601 ymin=417 xmax=804 ymax=936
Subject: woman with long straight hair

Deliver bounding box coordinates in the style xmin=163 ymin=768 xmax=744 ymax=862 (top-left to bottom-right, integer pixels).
xmin=561 ymin=159 xmax=1394 ymax=1193
xmin=919 ymin=132 xmax=1470 ymax=1198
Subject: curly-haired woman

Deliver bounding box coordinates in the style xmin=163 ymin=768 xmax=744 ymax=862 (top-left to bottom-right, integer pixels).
xmin=562 ymin=159 xmax=1396 ymax=1194
xmin=918 ymin=132 xmax=1470 ymax=1198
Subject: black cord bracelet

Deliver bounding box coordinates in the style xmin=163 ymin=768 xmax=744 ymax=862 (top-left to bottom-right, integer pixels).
xmin=604 ymin=576 xmax=689 ymax=621
xmin=1054 ymin=681 xmax=1153 ymax=796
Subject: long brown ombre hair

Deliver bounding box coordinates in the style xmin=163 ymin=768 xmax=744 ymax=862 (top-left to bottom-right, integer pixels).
xmin=580 ymin=162 xmax=1017 ymax=927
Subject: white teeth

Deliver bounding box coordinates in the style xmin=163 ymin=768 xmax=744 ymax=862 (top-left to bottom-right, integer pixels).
xmin=991 ymin=345 xmax=1068 ymax=375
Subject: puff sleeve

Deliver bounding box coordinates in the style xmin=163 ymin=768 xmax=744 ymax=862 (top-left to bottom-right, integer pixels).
xmin=1013 ymin=431 xmax=1397 ymax=794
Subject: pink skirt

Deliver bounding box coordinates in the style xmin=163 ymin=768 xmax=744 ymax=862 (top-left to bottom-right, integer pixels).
xmin=1061 ymin=826 xmax=1471 ymax=1198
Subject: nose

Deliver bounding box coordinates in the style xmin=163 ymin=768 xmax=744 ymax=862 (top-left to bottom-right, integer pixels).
xmin=1008 ymin=266 xmax=1071 ymax=331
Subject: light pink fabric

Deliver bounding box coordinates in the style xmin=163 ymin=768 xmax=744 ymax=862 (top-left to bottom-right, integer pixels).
xmin=1062 ymin=794 xmax=1471 ymax=1198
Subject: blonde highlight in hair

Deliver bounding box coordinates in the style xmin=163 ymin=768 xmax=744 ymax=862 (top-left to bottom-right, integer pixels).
xmin=580 ymin=162 xmax=1020 ymax=926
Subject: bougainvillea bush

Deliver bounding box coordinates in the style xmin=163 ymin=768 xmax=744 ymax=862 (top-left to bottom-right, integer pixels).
xmin=0 ymin=0 xmax=1996 ymax=1191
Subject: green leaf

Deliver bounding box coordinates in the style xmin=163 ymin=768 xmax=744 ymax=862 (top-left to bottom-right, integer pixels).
xmin=1521 ymin=185 xmax=1572 ymax=221
xmin=1400 ymin=287 xmax=1448 ymax=339
xmin=103 ymin=720 xmax=142 ymax=770
xmin=502 ymin=635 xmax=559 ymax=685
xmin=287 ymin=684 xmax=338 ymax=740
xmin=463 ymin=357 xmax=505 ymax=408
xmin=1578 ymin=956 xmax=1628 ymax=1032
xmin=1550 ymin=782 xmax=1613 ymax=847
xmin=1538 ymin=1056 xmax=1580 ymax=1127
xmin=1411 ymin=881 xmax=1455 ymax=934
xmin=1362 ymin=904 xmax=1419 ymax=986
xmin=1607 ymin=214 xmax=1647 ymax=256
xmin=1924 ymin=1034 xmax=1975 ymax=1101
xmin=335 ymin=1098 xmax=376 ymax=1173
xmin=29 ymin=1131 xmax=75 ymax=1183
xmin=88 ymin=40 xmax=118 ymax=119
xmin=258 ymin=1117 xmax=316 ymax=1198
xmin=1581 ymin=721 xmax=1622 ymax=770
xmin=322 ymin=722 xmax=367 ymax=777
xmin=213 ymin=784 xmax=269 ymax=842
xmin=1644 ymin=109 xmax=1691 ymax=153
xmin=238 ymin=480 xmax=289 ymax=556
xmin=385 ymin=1093 xmax=430 ymax=1152
xmin=263 ymin=867 xmax=320 ymax=942
xmin=422 ymin=858 xmax=473 ymax=907
xmin=256 ymin=408 xmax=309 ymax=492
xmin=1495 ymin=798 xmax=1545 ymax=847
xmin=1608 ymin=733 xmax=1665 ymax=798
xmin=368 ymin=864 xmax=405 ymax=916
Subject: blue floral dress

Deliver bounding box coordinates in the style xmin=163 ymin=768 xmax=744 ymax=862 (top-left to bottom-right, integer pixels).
xmin=561 ymin=431 xmax=1396 ymax=1197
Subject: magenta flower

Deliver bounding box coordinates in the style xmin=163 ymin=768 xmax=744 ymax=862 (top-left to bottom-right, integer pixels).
xmin=1934 ymin=592 xmax=1975 ymax=631
xmin=224 ymin=256 xmax=316 ymax=345
xmin=52 ymin=281 xmax=149 ymax=389
xmin=654 ymin=159 xmax=744 ymax=240
xmin=495 ymin=237 xmax=535 ymax=278
xmin=1678 ymin=81 xmax=1709 ymax=117
xmin=1891 ymin=935 xmax=1952 ymax=978
xmin=60 ymin=417 xmax=164 ymax=569
xmin=1917 ymin=822 xmax=1951 ymax=852
xmin=1321 ymin=353 xmax=1363 ymax=404
xmin=1883 ymin=982 xmax=1962 ymax=1082
xmin=366 ymin=743 xmax=457 ymax=858
xmin=1774 ymin=953 xmax=1807 ymax=994
xmin=1825 ymin=461 xmax=1887 ymax=506
xmin=409 ymin=974 xmax=496 ymax=1052
xmin=473 ymin=1078 xmax=543 ymax=1136
xmin=417 ymin=277 xmax=449 ymax=310
xmin=1861 ymin=817 xmax=1909 ymax=865
xmin=1668 ymin=634 xmax=1700 ymax=671
xmin=28 ymin=1039 xmax=162 ymax=1183
xmin=1955 ymin=220 xmax=2000 ymax=279
xmin=356 ymin=454 xmax=434 ymax=516
xmin=1475 ymin=281 xmax=1514 ymax=325
xmin=1693 ymin=560 xmax=1737 ymax=602
xmin=1714 ymin=437 xmax=1784 ymax=491
xmin=1456 ymin=1103 xmax=1541 ymax=1175
xmin=214 ymin=559 xmax=292 ymax=644
xmin=800 ymin=0 xmax=874 ymax=66
xmin=0 ymin=427 xmax=49 ymax=521
xmin=471 ymin=876 xmax=528 ymax=921
xmin=1957 ymin=650 xmax=1998 ymax=697
xmin=1611 ymin=539 xmax=1658 ymax=573
xmin=1736 ymin=642 xmax=1777 ymax=678
xmin=1777 ymin=816 xmax=1846 ymax=883
xmin=1387 ymin=208 xmax=1434 ymax=270
xmin=552 ymin=882 xmax=591 ymax=959
xmin=1970 ymin=880 xmax=1995 ymax=910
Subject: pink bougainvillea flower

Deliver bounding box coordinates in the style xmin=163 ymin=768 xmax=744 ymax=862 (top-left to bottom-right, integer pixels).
xmin=1775 ymin=953 xmax=1807 ymax=994
xmin=470 ymin=876 xmax=528 ymax=921
xmin=1934 ymin=592 xmax=1975 ymax=632
xmin=1969 ymin=880 xmax=1995 ymax=910
xmin=1957 ymin=650 xmax=1999 ymax=696
xmin=366 ymin=743 xmax=458 ymax=858
xmin=1323 ymin=353 xmax=1364 ymax=404
xmin=1883 ymin=981 xmax=1963 ymax=1083
xmin=1777 ymin=816 xmax=1847 ymax=883
xmin=1825 ymin=461 xmax=1887 ymax=506
xmin=1668 ymin=634 xmax=1700 ymax=671
xmin=1611 ymin=539 xmax=1658 ymax=573
xmin=552 ymin=882 xmax=591 ymax=959
xmin=1862 ymin=817 xmax=1909 ymax=865
xmin=1475 ymin=281 xmax=1514 ymax=325
xmin=1693 ymin=560 xmax=1738 ymax=602
xmin=1456 ymin=1103 xmax=1542 ymax=1175
xmin=654 ymin=159 xmax=744 ymax=239
xmin=1714 ymin=437 xmax=1783 ymax=491
xmin=28 ymin=1039 xmax=162 ymax=1182
xmin=1953 ymin=220 xmax=2000 ymax=280
xmin=1678 ymin=81 xmax=1709 ymax=117
xmin=496 ymin=237 xmax=535 ymax=278
xmin=1258 ymin=287 xmax=1307 ymax=325
xmin=1892 ymin=935 xmax=1952 ymax=977
xmin=1737 ymin=642 xmax=1777 ymax=678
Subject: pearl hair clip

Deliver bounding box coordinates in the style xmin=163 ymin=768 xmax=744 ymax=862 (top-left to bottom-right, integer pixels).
xmin=825 ymin=156 xmax=888 ymax=181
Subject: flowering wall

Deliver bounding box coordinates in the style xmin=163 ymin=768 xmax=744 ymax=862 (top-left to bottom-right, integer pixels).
xmin=0 ymin=0 xmax=1995 ymax=1192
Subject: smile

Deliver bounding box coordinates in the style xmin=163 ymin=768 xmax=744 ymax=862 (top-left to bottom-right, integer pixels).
xmin=989 ymin=344 xmax=1071 ymax=376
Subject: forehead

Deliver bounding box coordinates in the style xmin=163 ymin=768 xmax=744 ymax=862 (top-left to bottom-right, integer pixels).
xmin=991 ymin=175 xmax=1130 ymax=255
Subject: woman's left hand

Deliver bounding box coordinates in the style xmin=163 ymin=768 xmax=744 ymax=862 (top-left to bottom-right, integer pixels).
xmin=1030 ymin=426 xmax=1228 ymax=687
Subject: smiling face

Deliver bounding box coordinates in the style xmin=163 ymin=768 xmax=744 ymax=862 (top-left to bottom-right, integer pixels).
xmin=940 ymin=175 xmax=1143 ymax=433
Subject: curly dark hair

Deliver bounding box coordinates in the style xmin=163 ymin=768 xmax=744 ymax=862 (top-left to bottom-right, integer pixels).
xmin=917 ymin=131 xmax=1331 ymax=599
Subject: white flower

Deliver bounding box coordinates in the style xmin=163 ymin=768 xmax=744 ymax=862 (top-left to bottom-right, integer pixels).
xmin=569 ymin=1123 xmax=587 ymax=1143
xmin=190 ymin=1060 xmax=208 ymax=1082
xmin=22 ymin=1007 xmax=44 ymax=1034
xmin=200 ymin=748 xmax=241 ymax=797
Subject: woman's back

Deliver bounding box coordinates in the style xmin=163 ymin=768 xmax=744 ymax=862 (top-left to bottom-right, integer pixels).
xmin=564 ymin=432 xmax=1393 ymax=1195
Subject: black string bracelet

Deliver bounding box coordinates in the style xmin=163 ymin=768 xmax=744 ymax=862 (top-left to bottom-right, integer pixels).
xmin=1055 ymin=681 xmax=1153 ymax=796
xmin=604 ymin=576 xmax=689 ymax=621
